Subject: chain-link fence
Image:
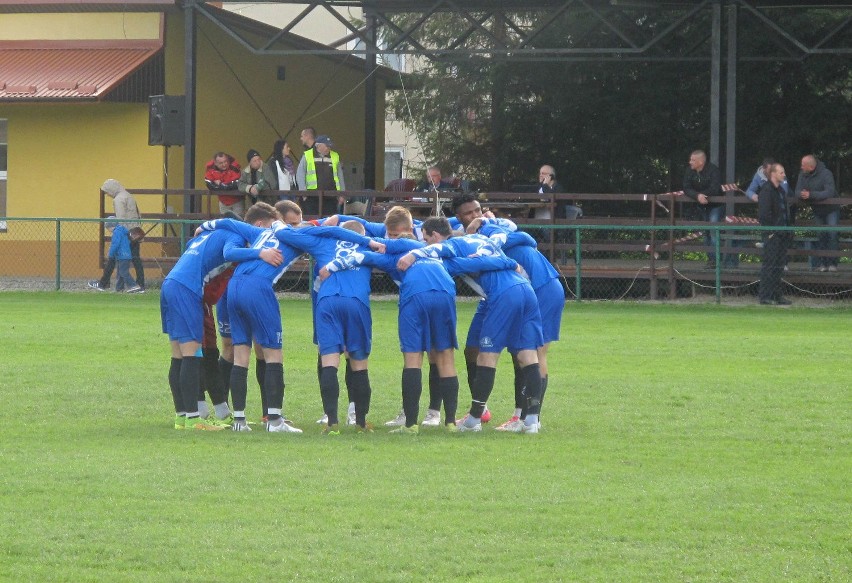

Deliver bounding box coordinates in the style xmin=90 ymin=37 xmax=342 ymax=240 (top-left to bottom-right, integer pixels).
xmin=1 ymin=217 xmax=850 ymax=303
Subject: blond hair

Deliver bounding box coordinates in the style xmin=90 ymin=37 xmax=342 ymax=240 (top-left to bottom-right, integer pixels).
xmin=383 ymin=205 xmax=414 ymax=231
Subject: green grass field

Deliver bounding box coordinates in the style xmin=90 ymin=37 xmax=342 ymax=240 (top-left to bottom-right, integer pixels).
xmin=0 ymin=292 xmax=849 ymax=582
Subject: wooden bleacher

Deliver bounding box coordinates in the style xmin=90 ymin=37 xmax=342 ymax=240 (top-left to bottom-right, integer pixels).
xmin=98 ymin=187 xmax=852 ymax=299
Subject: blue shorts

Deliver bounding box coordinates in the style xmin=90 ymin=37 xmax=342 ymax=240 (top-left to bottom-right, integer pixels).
xmin=478 ymin=284 xmax=543 ymax=354
xmin=227 ymin=274 xmax=282 ymax=349
xmin=465 ymin=299 xmax=488 ymax=349
xmin=315 ymin=296 xmax=371 ymax=358
xmin=399 ymin=291 xmax=457 ymax=353
xmin=160 ymin=278 xmax=203 ymax=344
xmin=216 ymin=289 xmax=231 ymax=339
xmin=536 ymin=278 xmax=564 ymax=344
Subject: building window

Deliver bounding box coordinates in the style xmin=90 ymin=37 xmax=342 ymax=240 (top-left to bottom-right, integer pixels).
xmin=384 ymin=147 xmax=403 ymax=187
xmin=0 ymin=119 xmax=7 ymax=232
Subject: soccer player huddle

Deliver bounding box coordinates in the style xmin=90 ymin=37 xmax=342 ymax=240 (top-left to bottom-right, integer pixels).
xmin=160 ymin=193 xmax=564 ymax=435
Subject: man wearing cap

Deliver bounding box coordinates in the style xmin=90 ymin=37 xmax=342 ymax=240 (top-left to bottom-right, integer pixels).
xmin=296 ymin=134 xmax=346 ymax=216
xmin=238 ymin=149 xmax=274 ymax=206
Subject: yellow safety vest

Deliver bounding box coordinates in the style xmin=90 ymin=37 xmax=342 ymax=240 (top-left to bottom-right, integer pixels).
xmin=304 ymin=149 xmax=341 ymax=190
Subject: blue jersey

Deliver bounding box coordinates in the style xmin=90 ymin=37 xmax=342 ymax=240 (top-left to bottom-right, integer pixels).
xmin=325 ymin=214 xmax=427 ymax=242
xmin=165 ymin=228 xmax=259 ymax=297
xmin=326 ymin=238 xmax=457 ymax=305
xmin=479 ymin=220 xmax=559 ymax=291
xmin=411 ymin=234 xmax=524 ymax=299
xmin=201 ymin=219 xmax=373 ymax=285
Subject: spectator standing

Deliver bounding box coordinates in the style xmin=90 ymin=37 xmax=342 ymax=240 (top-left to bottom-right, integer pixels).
xmin=267 ymin=140 xmax=296 ymax=199
xmin=300 ymin=126 xmax=316 ymax=151
xmin=745 ymin=158 xmax=790 ymax=203
xmin=238 ymin=149 xmax=274 ymax=205
xmin=88 ymin=178 xmax=145 ymax=291
xmin=296 ymin=134 xmax=346 ymax=216
xmin=795 ymin=155 xmax=838 ymax=271
xmin=204 ymin=152 xmax=243 ymax=216
xmin=683 ymin=150 xmax=726 ymax=268
xmin=758 ymin=164 xmax=794 ymax=305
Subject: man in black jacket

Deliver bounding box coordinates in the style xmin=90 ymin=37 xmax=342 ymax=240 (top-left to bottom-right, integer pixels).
xmin=683 ymin=150 xmax=725 ymax=268
xmin=758 ymin=164 xmax=793 ymax=305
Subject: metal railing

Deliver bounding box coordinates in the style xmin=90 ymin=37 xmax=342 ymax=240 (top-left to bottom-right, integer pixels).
xmin=2 ymin=216 xmax=851 ymax=303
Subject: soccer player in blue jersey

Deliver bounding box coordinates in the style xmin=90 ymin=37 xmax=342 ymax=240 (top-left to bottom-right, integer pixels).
xmin=324 ymin=223 xmax=521 ymax=433
xmin=397 ymin=217 xmax=544 ymax=434
xmin=320 ymin=230 xmax=457 ymax=433
xmin=198 ymin=203 xmax=382 ymax=433
xmin=472 ymin=218 xmax=564 ymax=432
xmin=309 ymin=221 xmax=385 ymax=432
xmin=161 ymin=202 xmax=282 ymax=431
xmin=326 ymin=207 xmax=452 ymax=427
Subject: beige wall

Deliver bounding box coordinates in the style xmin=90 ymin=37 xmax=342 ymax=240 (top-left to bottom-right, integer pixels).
xmin=224 ymin=4 xmax=363 ymax=46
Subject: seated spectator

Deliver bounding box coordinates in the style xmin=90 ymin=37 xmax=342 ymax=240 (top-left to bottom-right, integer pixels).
xmin=204 ymin=152 xmax=243 ymax=216
xmin=417 ymin=166 xmax=456 ymax=192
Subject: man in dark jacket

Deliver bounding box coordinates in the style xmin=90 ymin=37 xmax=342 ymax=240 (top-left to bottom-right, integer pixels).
xmin=795 ymin=155 xmax=838 ymax=271
xmin=683 ymin=150 xmax=727 ymax=268
xmin=758 ymin=164 xmax=793 ymax=305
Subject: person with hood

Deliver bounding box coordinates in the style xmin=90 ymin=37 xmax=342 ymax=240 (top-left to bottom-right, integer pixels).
xmin=204 ymin=152 xmax=243 ymax=216
xmin=88 ymin=179 xmax=145 ymax=291
xmin=795 ymin=155 xmax=838 ymax=271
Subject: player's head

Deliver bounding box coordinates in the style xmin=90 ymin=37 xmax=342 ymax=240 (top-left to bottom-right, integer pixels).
xmin=383 ymin=206 xmax=414 ymax=239
xmin=451 ymin=192 xmax=482 ymax=228
xmin=421 ymin=216 xmax=452 ymax=244
xmin=274 ymin=199 xmax=303 ymax=227
xmin=245 ymin=202 xmax=280 ymax=227
xmin=341 ymin=220 xmax=366 ymax=235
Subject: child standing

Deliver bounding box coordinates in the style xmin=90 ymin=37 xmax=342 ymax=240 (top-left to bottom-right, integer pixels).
xmin=106 ymin=217 xmax=143 ymax=293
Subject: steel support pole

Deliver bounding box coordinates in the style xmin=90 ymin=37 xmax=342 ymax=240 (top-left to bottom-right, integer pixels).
xmin=725 ymin=2 xmax=737 ymax=185
xmin=183 ymin=1 xmax=197 ymax=213
xmin=710 ymin=0 xmax=721 ymax=166
xmin=364 ymin=6 xmax=378 ymax=190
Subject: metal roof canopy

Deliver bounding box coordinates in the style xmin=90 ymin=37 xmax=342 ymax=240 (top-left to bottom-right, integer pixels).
xmin=186 ymin=0 xmax=852 ymax=193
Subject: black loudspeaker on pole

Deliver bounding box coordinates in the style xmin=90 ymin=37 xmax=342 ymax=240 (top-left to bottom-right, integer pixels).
xmin=148 ymin=95 xmax=185 ymax=146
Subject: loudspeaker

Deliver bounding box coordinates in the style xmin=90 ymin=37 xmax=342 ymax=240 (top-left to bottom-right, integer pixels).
xmin=148 ymin=95 xmax=185 ymax=146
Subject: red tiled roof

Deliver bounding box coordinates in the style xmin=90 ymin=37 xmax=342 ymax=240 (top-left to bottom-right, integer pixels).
xmin=0 ymin=40 xmax=162 ymax=101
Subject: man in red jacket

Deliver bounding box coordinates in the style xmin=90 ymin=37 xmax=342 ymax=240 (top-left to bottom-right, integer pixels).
xmin=204 ymin=152 xmax=244 ymax=216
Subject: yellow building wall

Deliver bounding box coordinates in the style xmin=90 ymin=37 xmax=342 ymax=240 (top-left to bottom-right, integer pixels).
xmin=0 ymin=103 xmax=164 ymax=228
xmin=0 ymin=10 xmax=387 ymax=279
xmin=0 ymin=13 xmax=161 ymax=40
xmin=163 ymin=13 xmax=386 ymax=190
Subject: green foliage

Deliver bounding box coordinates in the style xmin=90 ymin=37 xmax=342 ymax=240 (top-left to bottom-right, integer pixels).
xmin=389 ymin=7 xmax=851 ymax=194
xmin=0 ymin=293 xmax=850 ymax=581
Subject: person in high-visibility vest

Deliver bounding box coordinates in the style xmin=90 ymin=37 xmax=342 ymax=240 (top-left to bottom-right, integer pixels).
xmin=296 ymin=134 xmax=347 ymax=217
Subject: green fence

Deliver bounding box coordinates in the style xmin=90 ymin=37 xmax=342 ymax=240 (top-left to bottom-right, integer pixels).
xmin=1 ymin=217 xmax=851 ymax=303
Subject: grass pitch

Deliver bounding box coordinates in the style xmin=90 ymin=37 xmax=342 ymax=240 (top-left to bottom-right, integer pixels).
xmin=0 ymin=292 xmax=849 ymax=582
